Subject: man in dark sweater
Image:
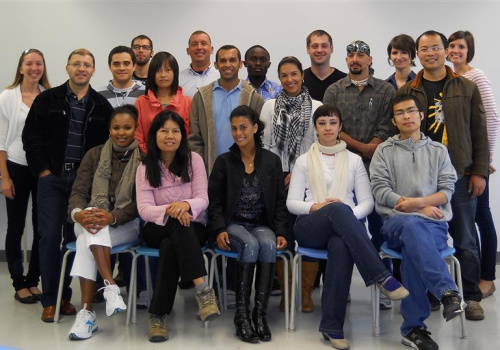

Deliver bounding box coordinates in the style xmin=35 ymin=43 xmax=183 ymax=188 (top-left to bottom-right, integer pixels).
xmin=22 ymin=48 xmax=113 ymax=323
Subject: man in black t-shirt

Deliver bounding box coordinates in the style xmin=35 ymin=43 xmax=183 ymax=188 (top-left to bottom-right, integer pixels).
xmin=398 ymin=30 xmax=489 ymax=341
xmin=303 ymin=30 xmax=347 ymax=101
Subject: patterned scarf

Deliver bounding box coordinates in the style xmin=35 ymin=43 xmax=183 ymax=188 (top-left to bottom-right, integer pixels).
xmin=89 ymin=138 xmax=141 ymax=211
xmin=273 ymin=86 xmax=312 ymax=169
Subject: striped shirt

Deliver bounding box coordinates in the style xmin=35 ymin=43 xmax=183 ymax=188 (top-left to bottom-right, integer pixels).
xmin=65 ymin=85 xmax=89 ymax=163
xmin=462 ymin=68 xmax=499 ymax=153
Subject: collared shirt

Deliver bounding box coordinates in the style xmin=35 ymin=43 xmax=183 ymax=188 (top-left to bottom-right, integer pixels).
xmin=244 ymin=77 xmax=282 ymax=101
xmin=179 ymin=63 xmax=220 ymax=97
xmin=385 ymin=71 xmax=416 ymax=90
xmin=65 ymin=83 xmax=90 ymax=163
xmin=323 ymin=75 xmax=396 ymax=168
xmin=213 ymin=80 xmax=242 ymax=156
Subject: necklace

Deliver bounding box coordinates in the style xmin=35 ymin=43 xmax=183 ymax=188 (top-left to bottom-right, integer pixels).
xmin=351 ymin=77 xmax=369 ymax=87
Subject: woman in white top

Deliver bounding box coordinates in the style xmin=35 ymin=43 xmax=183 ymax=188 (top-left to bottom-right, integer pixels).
xmin=287 ymin=104 xmax=408 ymax=350
xmin=448 ymin=30 xmax=499 ymax=299
xmin=261 ymin=56 xmax=321 ymax=312
xmin=0 ymin=49 xmax=50 ymax=304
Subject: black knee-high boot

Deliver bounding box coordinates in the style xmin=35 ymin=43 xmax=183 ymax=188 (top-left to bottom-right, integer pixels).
xmin=252 ymin=261 xmax=276 ymax=341
xmin=234 ymin=262 xmax=258 ymax=343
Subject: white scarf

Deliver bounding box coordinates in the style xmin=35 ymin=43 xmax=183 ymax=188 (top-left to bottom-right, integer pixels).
xmin=306 ymin=140 xmax=348 ymax=203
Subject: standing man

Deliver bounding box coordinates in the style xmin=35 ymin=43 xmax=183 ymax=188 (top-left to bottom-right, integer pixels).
xmin=131 ymin=34 xmax=154 ymax=86
xmin=98 ymin=46 xmax=144 ymax=107
xmin=323 ymin=40 xmax=396 ymax=308
xmin=180 ymin=30 xmax=219 ymax=98
xmin=188 ymin=45 xmax=264 ymax=174
xmin=304 ymin=30 xmax=347 ymax=101
xmin=243 ymin=45 xmax=282 ymax=101
xmin=22 ymin=49 xmax=113 ymax=322
xmin=399 ymin=30 xmax=489 ymax=321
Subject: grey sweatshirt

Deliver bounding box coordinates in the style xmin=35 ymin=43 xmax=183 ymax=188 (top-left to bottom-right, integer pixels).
xmin=370 ymin=133 xmax=457 ymax=222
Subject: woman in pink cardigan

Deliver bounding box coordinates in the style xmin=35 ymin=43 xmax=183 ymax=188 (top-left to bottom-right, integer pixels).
xmin=135 ymin=110 xmax=219 ymax=342
xmin=135 ymin=52 xmax=192 ymax=152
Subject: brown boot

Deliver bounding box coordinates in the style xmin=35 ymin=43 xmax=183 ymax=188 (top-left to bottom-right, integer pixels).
xmin=276 ymin=260 xmax=292 ymax=312
xmin=301 ymin=262 xmax=319 ymax=313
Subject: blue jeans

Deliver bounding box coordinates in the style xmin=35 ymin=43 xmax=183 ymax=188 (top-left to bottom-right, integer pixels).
xmin=382 ymin=215 xmax=458 ymax=334
xmin=449 ymin=176 xmax=481 ymax=301
xmin=226 ymin=222 xmax=277 ymax=263
xmin=37 ymin=170 xmax=77 ymax=307
xmin=475 ymin=175 xmax=497 ymax=281
xmin=294 ymin=203 xmax=390 ymax=336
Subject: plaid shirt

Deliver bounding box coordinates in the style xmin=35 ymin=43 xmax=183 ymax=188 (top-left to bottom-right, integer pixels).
xmin=323 ymin=75 xmax=396 ymax=156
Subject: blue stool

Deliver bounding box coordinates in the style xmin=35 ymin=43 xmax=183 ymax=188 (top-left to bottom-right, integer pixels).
xmin=128 ymin=245 xmax=216 ymax=326
xmin=208 ymin=247 xmax=292 ymax=331
xmin=54 ymin=241 xmax=137 ymax=323
xmin=371 ymin=242 xmax=467 ymax=338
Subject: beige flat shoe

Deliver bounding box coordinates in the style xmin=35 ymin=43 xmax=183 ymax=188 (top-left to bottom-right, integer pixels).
xmin=482 ymin=283 xmax=496 ymax=299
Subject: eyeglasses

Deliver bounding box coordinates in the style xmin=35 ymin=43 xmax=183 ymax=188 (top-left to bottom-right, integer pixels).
xmin=132 ymin=45 xmax=152 ymax=51
xmin=394 ymin=108 xmax=420 ymax=119
xmin=68 ymin=62 xmax=94 ymax=69
xmin=418 ymin=46 xmax=444 ymax=54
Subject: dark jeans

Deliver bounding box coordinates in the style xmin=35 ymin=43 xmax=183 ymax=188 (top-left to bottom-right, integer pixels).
xmin=37 ymin=170 xmax=77 ymax=307
xmin=5 ymin=160 xmax=40 ymax=291
xmin=143 ymin=219 xmax=207 ymax=316
xmin=294 ymin=203 xmax=390 ymax=336
xmin=476 ymin=175 xmax=497 ymax=281
xmin=449 ymin=176 xmax=482 ymax=301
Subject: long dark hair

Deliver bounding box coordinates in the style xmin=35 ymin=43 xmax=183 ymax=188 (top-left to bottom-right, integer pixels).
xmin=143 ymin=111 xmax=191 ymax=187
xmin=145 ymin=51 xmax=179 ymax=97
xmin=229 ymin=105 xmax=265 ymax=149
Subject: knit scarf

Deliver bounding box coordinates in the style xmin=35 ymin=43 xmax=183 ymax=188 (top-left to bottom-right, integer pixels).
xmin=306 ymin=140 xmax=348 ymax=203
xmin=89 ymin=138 xmax=141 ymax=211
xmin=273 ymin=86 xmax=312 ymax=169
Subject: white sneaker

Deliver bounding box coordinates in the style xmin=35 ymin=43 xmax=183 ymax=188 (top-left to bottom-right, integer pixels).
xmin=69 ymin=304 xmax=97 ymax=340
xmin=99 ymin=279 xmax=127 ymax=316
xmin=379 ymin=293 xmax=393 ymax=310
xmin=137 ymin=290 xmax=149 ymax=309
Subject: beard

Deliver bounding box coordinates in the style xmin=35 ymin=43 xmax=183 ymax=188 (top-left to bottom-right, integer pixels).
xmin=349 ymin=65 xmax=362 ymax=75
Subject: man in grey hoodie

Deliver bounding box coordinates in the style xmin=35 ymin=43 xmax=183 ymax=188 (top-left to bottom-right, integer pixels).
xmin=370 ymin=94 xmax=463 ymax=350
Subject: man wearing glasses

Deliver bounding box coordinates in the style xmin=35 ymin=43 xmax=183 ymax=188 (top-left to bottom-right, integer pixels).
xmin=323 ymin=40 xmax=396 ymax=309
xmin=399 ymin=30 xmax=489 ymax=323
xmin=179 ymin=30 xmax=219 ymax=98
xmin=22 ymin=48 xmax=113 ymax=323
xmin=131 ymin=34 xmax=154 ymax=86
xmin=370 ymin=93 xmax=463 ymax=350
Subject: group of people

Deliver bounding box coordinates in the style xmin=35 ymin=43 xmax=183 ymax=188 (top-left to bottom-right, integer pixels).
xmin=0 ymin=27 xmax=497 ymax=350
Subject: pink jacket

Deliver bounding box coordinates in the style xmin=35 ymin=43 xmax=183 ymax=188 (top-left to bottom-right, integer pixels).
xmin=135 ymin=87 xmax=192 ymax=152
xmin=135 ymin=152 xmax=208 ymax=226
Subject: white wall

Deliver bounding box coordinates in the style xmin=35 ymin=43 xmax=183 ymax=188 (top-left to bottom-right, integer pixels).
xmin=1 ymin=1 xmax=499 ymax=253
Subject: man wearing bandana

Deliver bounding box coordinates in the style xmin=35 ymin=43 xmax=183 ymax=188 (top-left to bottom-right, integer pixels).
xmin=399 ymin=30 xmax=489 ymax=323
xmin=323 ymin=40 xmax=396 ymax=308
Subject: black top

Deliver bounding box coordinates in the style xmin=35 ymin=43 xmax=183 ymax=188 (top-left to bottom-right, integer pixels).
xmin=232 ymin=171 xmax=267 ymax=225
xmin=22 ymin=81 xmax=113 ymax=176
xmin=421 ymin=76 xmax=447 ymax=144
xmin=208 ymin=144 xmax=288 ymax=239
xmin=304 ymin=67 xmax=347 ymax=101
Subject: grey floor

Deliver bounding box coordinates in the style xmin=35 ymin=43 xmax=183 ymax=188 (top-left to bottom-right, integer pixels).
xmin=1 ymin=262 xmax=499 ymax=350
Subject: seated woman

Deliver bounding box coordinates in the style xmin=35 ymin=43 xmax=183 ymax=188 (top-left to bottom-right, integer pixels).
xmin=136 ymin=110 xmax=219 ymax=343
xmin=286 ymin=104 xmax=409 ymax=350
xmin=208 ymin=105 xmax=288 ymax=343
xmin=67 ymin=105 xmax=142 ymax=340
xmin=135 ymin=51 xmax=192 ymax=153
